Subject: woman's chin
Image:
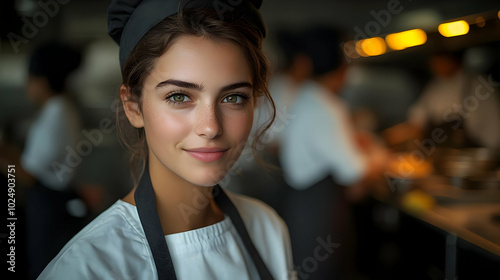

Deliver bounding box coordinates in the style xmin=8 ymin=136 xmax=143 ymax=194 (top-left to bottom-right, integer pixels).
xmin=187 ymin=171 xmax=228 ymax=187
xmin=189 ymin=180 xmax=222 ymax=187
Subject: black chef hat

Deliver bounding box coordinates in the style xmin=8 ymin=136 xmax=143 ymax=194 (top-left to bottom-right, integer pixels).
xmin=108 ymin=0 xmax=266 ymax=70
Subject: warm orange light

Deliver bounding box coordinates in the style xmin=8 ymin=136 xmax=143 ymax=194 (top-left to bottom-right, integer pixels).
xmin=498 ymin=10 xmax=500 ymax=20
xmin=359 ymin=37 xmax=387 ymax=57
xmin=385 ymin=29 xmax=427 ymax=51
xmin=475 ymin=16 xmax=485 ymax=27
xmin=438 ymin=20 xmax=469 ymax=37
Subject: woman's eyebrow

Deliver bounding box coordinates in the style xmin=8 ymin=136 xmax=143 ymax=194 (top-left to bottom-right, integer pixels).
xmin=219 ymin=82 xmax=253 ymax=93
xmin=156 ymin=79 xmax=252 ymax=93
xmin=156 ymin=79 xmax=204 ymax=91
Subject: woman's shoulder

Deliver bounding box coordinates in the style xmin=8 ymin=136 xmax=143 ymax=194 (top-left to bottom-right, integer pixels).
xmin=38 ymin=200 xmax=153 ymax=279
xmin=73 ymin=200 xmax=144 ymax=240
xmin=226 ymin=191 xmax=289 ymax=238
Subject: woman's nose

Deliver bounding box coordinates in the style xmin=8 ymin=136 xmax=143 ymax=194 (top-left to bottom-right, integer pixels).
xmin=194 ymin=104 xmax=222 ymax=139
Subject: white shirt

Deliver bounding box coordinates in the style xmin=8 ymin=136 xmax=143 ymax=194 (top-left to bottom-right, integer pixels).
xmin=38 ymin=191 xmax=297 ymax=280
xmin=21 ymin=95 xmax=81 ymax=190
xmin=280 ymin=81 xmax=367 ymax=189
xmin=408 ymin=71 xmax=466 ymax=128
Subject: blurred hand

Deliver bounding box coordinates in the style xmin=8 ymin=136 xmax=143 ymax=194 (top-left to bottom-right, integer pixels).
xmin=355 ymin=130 xmax=391 ymax=173
xmin=346 ymin=131 xmax=391 ymax=202
xmin=382 ymin=122 xmax=423 ymax=147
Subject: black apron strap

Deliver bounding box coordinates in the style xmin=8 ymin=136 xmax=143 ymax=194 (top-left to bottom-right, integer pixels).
xmin=134 ymin=165 xmax=274 ymax=280
xmin=213 ymin=185 xmax=275 ymax=280
xmin=134 ymin=166 xmax=177 ymax=280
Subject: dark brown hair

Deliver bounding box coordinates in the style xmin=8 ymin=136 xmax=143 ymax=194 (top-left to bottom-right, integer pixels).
xmin=116 ymin=9 xmax=275 ymax=185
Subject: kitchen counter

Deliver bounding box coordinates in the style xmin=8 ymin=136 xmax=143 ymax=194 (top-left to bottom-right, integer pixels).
xmin=371 ymin=176 xmax=500 ymax=278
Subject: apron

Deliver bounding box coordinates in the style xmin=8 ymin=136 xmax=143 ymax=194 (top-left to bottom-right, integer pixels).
xmin=134 ymin=165 xmax=274 ymax=280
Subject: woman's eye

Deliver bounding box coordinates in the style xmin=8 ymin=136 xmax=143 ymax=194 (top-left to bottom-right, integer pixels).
xmin=167 ymin=94 xmax=190 ymax=103
xmin=223 ymin=95 xmax=245 ymax=104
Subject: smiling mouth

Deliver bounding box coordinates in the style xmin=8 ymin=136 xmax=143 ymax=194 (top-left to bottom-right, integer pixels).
xmin=183 ymin=147 xmax=229 ymax=162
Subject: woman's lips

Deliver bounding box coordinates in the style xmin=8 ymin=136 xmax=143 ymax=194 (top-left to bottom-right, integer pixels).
xmin=184 ymin=147 xmax=229 ymax=162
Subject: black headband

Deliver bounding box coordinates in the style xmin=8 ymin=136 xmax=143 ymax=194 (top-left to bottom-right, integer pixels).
xmin=108 ymin=0 xmax=266 ymax=70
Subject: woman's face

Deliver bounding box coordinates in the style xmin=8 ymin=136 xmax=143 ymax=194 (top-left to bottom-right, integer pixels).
xmin=129 ymin=36 xmax=254 ymax=186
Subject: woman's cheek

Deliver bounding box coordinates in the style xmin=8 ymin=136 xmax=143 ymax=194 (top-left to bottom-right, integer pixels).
xmin=228 ymin=110 xmax=254 ymax=141
xmin=146 ymin=109 xmax=191 ymax=146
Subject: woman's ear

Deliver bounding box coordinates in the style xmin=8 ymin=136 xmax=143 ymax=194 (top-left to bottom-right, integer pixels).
xmin=120 ymin=85 xmax=144 ymax=128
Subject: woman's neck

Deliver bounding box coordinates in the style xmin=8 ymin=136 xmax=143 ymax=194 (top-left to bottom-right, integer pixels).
xmin=122 ymin=157 xmax=224 ymax=235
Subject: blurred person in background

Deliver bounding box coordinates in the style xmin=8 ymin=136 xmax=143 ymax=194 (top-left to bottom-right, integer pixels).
xmin=0 ymin=42 xmax=84 ymax=279
xmin=383 ymin=51 xmax=468 ymax=148
xmin=383 ymin=50 xmax=500 ymax=155
xmin=280 ymin=26 xmax=388 ymax=279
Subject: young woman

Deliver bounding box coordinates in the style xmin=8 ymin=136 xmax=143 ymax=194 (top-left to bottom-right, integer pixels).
xmin=38 ymin=0 xmax=296 ymax=279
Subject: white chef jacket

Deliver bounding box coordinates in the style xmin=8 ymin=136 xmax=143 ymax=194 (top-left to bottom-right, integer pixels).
xmin=280 ymin=81 xmax=367 ymax=189
xmin=408 ymin=71 xmax=466 ymax=128
xmin=38 ymin=191 xmax=297 ymax=280
xmin=21 ymin=95 xmax=81 ymax=190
